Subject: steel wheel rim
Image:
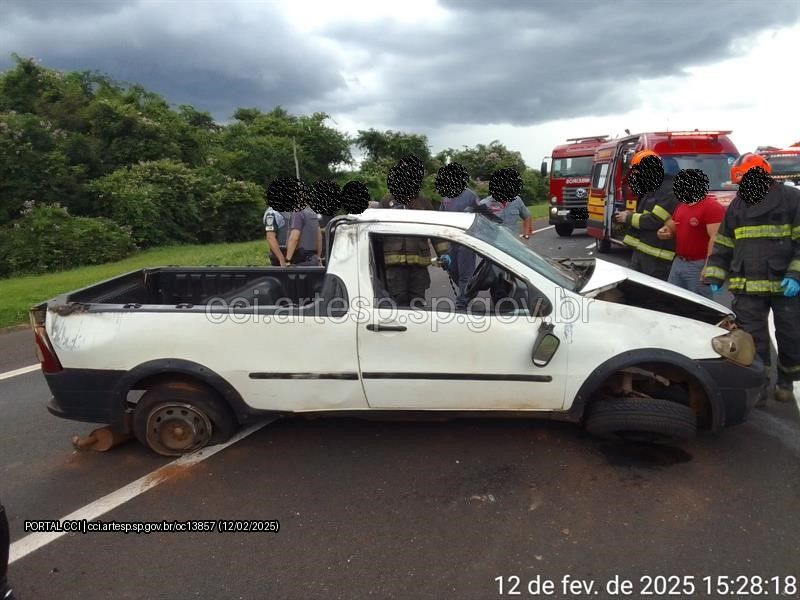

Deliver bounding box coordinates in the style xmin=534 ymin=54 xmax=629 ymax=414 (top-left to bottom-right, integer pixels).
xmin=146 ymin=402 xmax=213 ymax=454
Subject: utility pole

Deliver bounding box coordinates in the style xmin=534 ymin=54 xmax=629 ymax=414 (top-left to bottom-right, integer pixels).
xmin=292 ymin=138 xmax=300 ymax=179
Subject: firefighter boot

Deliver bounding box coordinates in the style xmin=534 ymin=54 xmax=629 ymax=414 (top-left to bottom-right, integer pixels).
xmin=774 ymin=375 xmax=796 ymax=403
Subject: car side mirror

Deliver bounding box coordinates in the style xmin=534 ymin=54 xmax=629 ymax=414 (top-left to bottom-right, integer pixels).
xmin=527 ymin=282 xmax=552 ymax=317
xmin=532 ymin=321 xmax=560 ymax=367
xmin=540 ymin=161 xmax=548 ymax=178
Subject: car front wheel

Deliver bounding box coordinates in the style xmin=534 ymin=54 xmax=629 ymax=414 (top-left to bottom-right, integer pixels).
xmin=584 ymin=396 xmax=697 ymax=442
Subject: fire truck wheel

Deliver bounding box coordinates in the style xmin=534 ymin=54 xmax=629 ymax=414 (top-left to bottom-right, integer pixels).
xmin=554 ymin=224 xmax=574 ymax=237
xmin=584 ymin=396 xmax=697 ymax=443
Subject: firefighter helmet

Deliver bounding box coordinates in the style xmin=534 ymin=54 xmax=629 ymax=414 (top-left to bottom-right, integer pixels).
xmin=631 ymin=149 xmax=660 ymax=166
xmin=730 ymin=153 xmax=771 ymax=184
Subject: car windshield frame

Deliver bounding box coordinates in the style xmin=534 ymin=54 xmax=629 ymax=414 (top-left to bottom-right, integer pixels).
xmin=466 ymin=215 xmax=581 ymax=290
xmin=664 ymin=153 xmax=739 ymax=189
xmin=552 ymin=156 xmax=594 ymax=179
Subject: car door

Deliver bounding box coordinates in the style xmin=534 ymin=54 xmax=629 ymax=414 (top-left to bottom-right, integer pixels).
xmin=356 ymin=222 xmax=569 ymax=411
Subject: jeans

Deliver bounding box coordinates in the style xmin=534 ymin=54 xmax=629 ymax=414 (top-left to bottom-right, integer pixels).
xmin=668 ymin=258 xmax=712 ymax=299
xmin=446 ymin=244 xmax=476 ymax=309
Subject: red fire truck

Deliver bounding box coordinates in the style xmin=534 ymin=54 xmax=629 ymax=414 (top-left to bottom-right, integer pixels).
xmin=586 ymin=130 xmax=740 ymax=253
xmin=541 ymin=135 xmax=609 ymax=237
xmin=756 ymin=142 xmax=800 ymax=185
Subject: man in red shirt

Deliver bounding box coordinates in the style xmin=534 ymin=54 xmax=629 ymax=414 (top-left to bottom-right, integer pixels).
xmin=657 ymin=169 xmax=724 ymax=299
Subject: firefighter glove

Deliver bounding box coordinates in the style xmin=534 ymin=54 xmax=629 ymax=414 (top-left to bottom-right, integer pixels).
xmin=710 ymin=284 xmax=722 ymax=295
xmin=781 ymin=277 xmax=800 ymax=297
xmin=440 ymin=253 xmax=452 ymax=271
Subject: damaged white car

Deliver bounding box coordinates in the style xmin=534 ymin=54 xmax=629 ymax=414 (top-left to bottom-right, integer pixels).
xmin=32 ymin=209 xmax=764 ymax=455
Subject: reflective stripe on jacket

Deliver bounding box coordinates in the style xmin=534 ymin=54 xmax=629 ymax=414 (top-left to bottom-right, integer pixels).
xmin=379 ymin=195 xmax=449 ymax=266
xmin=705 ymin=183 xmax=800 ymax=294
xmin=623 ymin=176 xmax=678 ymax=263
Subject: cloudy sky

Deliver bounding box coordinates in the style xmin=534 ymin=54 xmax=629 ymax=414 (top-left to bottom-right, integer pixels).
xmin=3 ymin=0 xmax=799 ymax=166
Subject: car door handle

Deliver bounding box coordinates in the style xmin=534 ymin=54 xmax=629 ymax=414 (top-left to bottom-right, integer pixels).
xmin=366 ymin=324 xmax=407 ymax=332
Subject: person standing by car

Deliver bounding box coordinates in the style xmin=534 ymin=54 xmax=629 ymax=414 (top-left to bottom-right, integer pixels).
xmin=615 ymin=151 xmax=680 ymax=281
xmin=656 ymin=168 xmax=724 ymax=299
xmin=379 ymin=156 xmax=449 ymax=307
xmin=265 ymin=177 xmax=299 ymax=267
xmin=480 ymin=168 xmax=533 ymax=239
xmin=704 ymin=153 xmax=800 ymax=404
xmin=285 ymin=205 xmax=323 ymax=266
xmin=437 ymin=162 xmax=480 ymax=310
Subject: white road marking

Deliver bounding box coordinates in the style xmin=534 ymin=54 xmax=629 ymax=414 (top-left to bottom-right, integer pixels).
xmin=533 ymin=225 xmax=554 ymax=233
xmin=0 ymin=364 xmax=40 ymax=381
xmin=585 ymin=242 xmax=594 ymax=249
xmin=8 ymin=421 xmax=268 ymax=564
xmin=767 ymin=310 xmax=800 ymax=412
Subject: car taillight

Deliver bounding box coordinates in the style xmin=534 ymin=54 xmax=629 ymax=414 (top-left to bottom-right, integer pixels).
xmin=30 ymin=308 xmax=62 ymax=373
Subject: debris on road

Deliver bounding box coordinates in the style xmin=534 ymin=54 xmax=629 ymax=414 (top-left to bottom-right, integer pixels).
xmin=72 ymin=427 xmax=131 ymax=452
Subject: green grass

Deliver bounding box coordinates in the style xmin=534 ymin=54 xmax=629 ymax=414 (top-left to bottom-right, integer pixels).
xmin=1 ymin=207 xmax=551 ymax=329
xmin=528 ymin=203 xmax=549 ymax=220
xmin=0 ymin=239 xmax=266 ymax=328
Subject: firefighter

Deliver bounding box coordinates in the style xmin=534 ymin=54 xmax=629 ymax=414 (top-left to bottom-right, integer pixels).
xmin=704 ymin=153 xmax=800 ymax=404
xmin=379 ymin=157 xmax=449 ymax=308
xmin=614 ymin=151 xmax=680 ymax=280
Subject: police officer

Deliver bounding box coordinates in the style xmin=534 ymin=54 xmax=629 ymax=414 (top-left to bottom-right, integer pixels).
xmin=263 ymin=206 xmax=290 ymax=266
xmin=615 ymin=151 xmax=680 ymax=280
xmin=379 ymin=157 xmax=449 ymax=307
xmin=285 ymin=204 xmax=323 ymax=266
xmin=704 ymin=153 xmax=800 ymax=404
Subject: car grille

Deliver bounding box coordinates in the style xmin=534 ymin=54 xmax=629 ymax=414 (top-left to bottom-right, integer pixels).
xmin=561 ymin=187 xmax=590 ymax=208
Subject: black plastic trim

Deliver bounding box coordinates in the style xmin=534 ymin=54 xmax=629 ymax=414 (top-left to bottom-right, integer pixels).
xmin=249 ymin=372 xmax=359 ymax=380
xmin=362 ymin=372 xmax=553 ymax=382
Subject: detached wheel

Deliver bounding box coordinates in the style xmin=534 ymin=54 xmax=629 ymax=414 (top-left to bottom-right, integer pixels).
xmin=555 ymin=224 xmax=574 ymax=237
xmin=133 ymin=382 xmax=237 ymax=456
xmin=584 ymin=397 xmax=696 ymax=442
xmin=596 ymin=237 xmax=611 ymax=253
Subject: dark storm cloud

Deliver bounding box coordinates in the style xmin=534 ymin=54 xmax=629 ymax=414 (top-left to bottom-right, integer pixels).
xmin=325 ymin=0 xmax=800 ymax=127
xmin=0 ymin=1 xmax=344 ymax=120
xmin=1 ymin=0 xmax=798 ymax=128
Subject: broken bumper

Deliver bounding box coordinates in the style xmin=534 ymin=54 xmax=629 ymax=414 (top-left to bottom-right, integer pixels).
xmin=697 ymin=357 xmax=766 ymax=427
xmin=45 ymin=368 xmax=126 ymax=425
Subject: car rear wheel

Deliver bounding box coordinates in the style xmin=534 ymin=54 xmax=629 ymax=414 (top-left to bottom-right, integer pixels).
xmin=584 ymin=396 xmax=697 ymax=442
xmin=133 ymin=382 xmax=237 ymax=456
xmin=555 ymin=224 xmax=574 ymax=237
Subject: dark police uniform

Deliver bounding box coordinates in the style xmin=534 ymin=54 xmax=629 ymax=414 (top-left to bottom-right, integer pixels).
xmin=705 ymin=182 xmax=800 ymax=386
xmin=263 ymin=207 xmax=290 ymax=266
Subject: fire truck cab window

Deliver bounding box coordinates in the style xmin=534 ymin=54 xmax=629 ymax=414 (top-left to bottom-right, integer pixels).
xmin=591 ymin=163 xmax=609 ymax=190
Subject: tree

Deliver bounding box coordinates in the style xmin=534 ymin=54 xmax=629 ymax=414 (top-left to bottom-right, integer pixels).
xmin=436 ymin=140 xmax=526 ymax=182
xmin=355 ymin=129 xmax=433 ymax=173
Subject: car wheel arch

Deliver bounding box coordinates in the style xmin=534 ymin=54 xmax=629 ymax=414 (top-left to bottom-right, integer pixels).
xmin=567 ymin=349 xmax=725 ymax=431
xmin=111 ymin=359 xmax=252 ymax=431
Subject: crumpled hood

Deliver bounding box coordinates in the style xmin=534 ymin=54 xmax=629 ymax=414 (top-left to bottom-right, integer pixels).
xmin=579 ymin=257 xmax=732 ymax=317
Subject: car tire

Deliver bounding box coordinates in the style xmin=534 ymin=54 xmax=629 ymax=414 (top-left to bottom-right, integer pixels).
xmin=555 ymin=224 xmax=574 ymax=237
xmin=584 ymin=396 xmax=697 ymax=442
xmin=596 ymin=237 xmax=611 ymax=253
xmin=133 ymin=382 xmax=237 ymax=456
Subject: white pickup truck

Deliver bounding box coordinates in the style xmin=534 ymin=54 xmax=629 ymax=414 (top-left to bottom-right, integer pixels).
xmin=31 ymin=209 xmax=764 ymax=455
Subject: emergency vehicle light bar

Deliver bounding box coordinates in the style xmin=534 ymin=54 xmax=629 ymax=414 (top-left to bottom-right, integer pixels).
xmin=654 ymin=130 xmax=732 ymax=138
xmin=565 ymin=135 xmax=609 ymax=142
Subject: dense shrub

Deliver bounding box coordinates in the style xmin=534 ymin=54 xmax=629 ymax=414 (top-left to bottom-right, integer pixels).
xmin=0 ymin=204 xmax=135 ymax=276
xmin=86 ymin=159 xmax=206 ymax=247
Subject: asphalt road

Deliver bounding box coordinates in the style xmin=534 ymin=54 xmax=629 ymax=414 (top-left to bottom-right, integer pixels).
xmin=2 ymin=223 xmax=799 ymax=599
